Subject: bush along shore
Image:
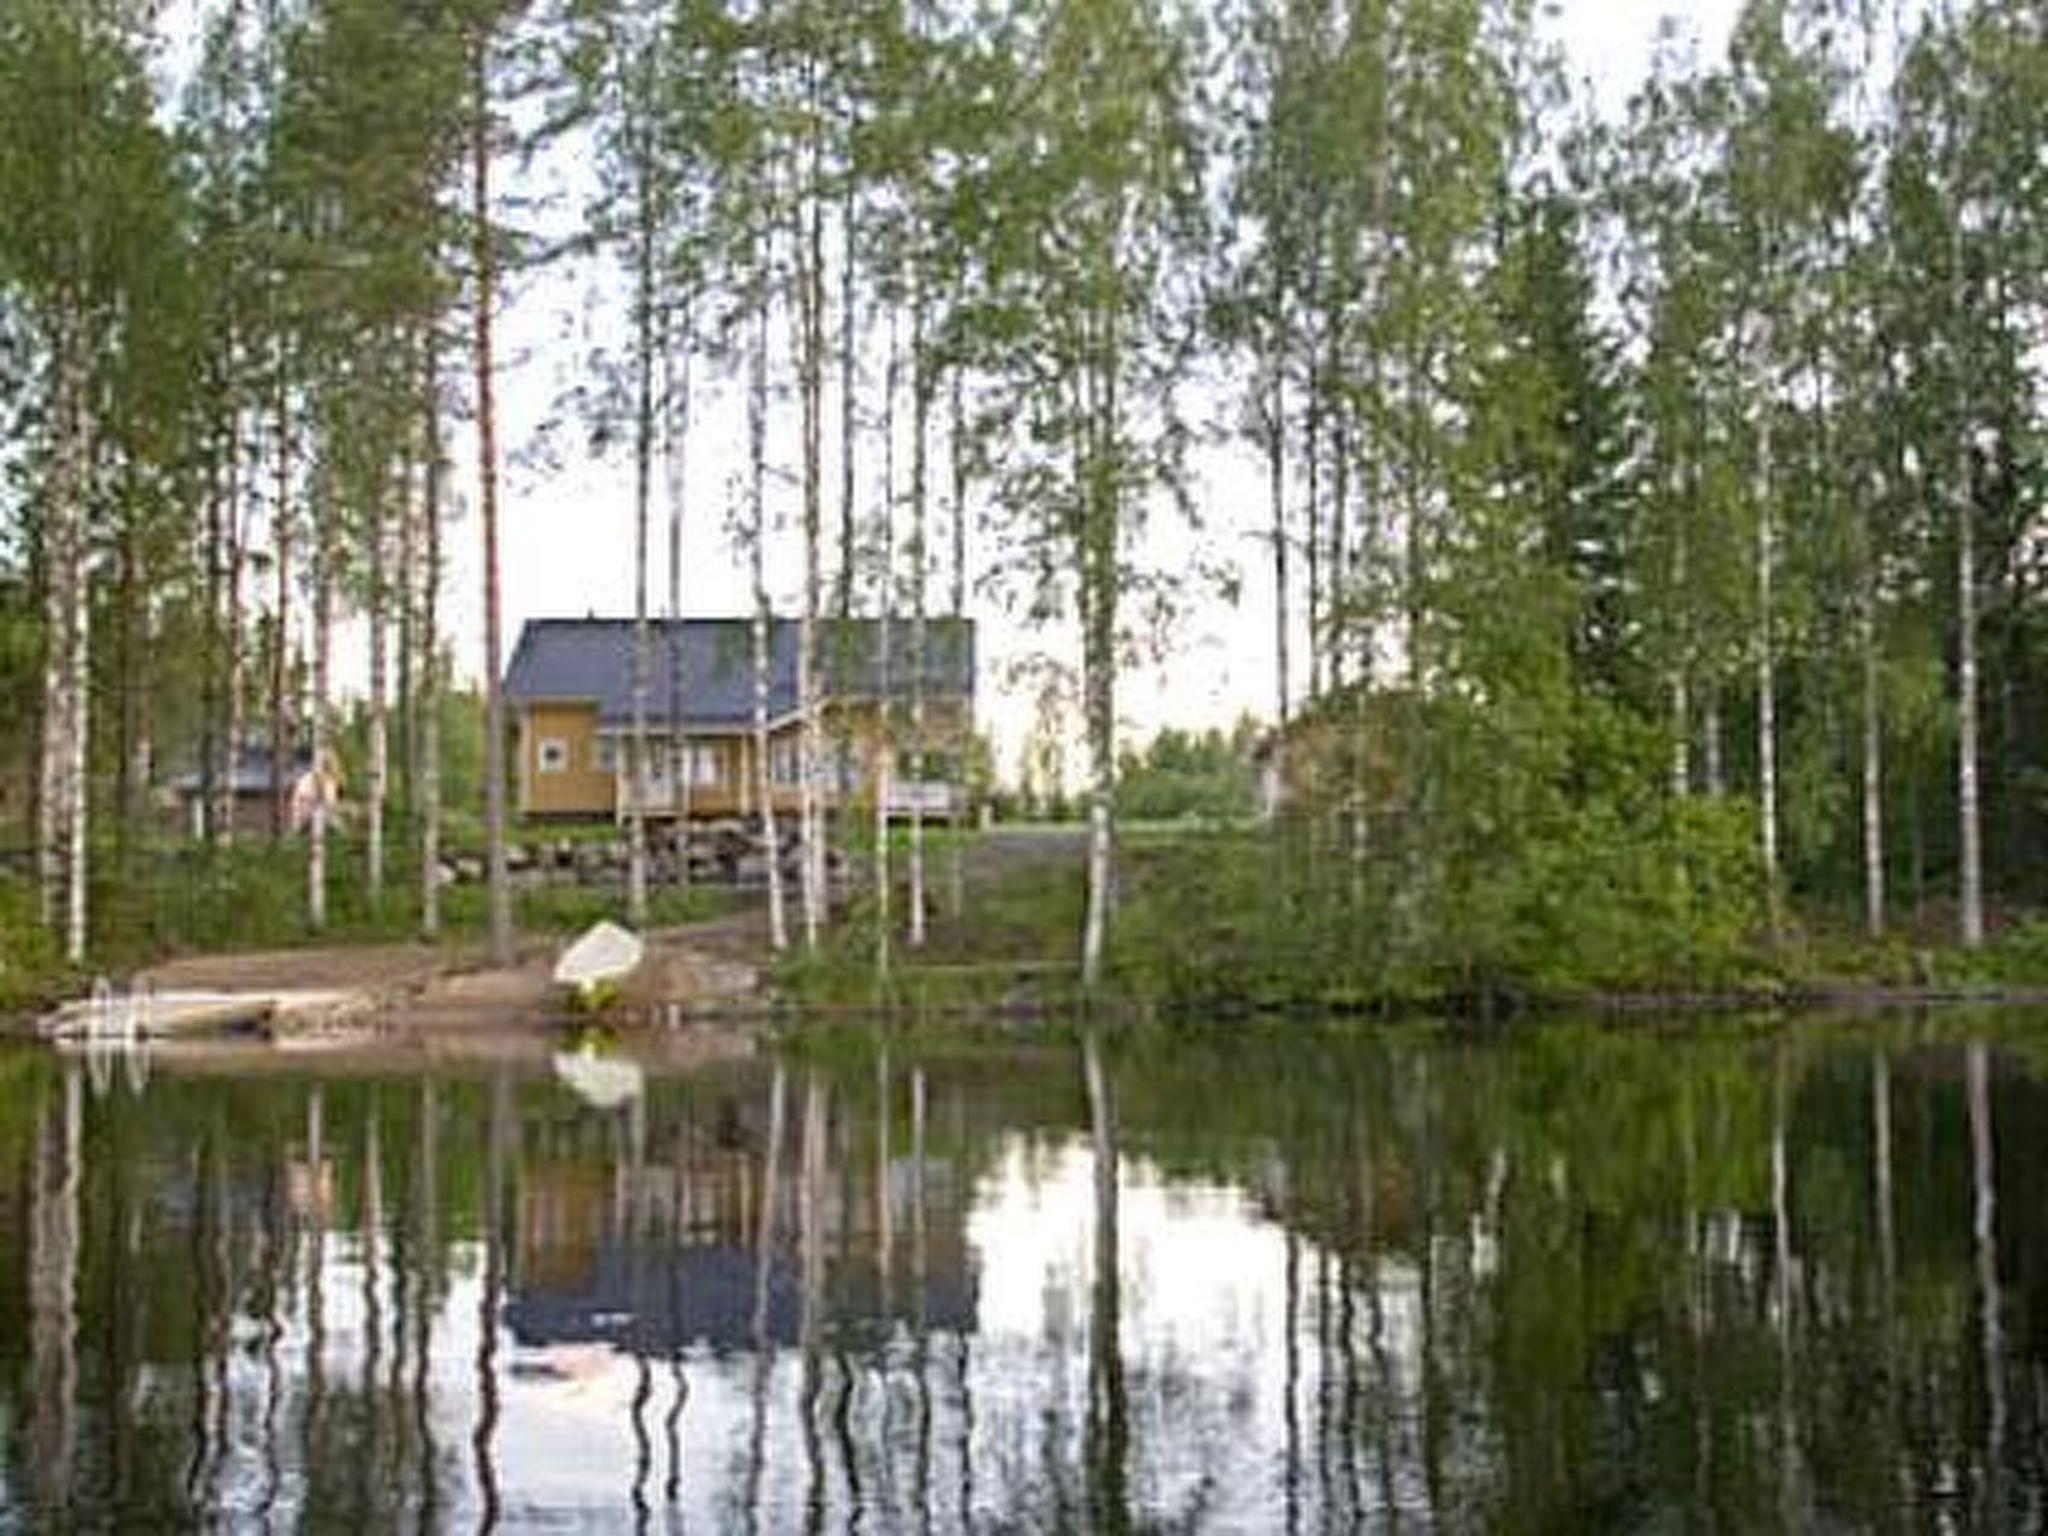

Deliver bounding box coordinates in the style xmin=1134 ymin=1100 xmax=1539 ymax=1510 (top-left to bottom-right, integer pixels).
xmin=771 ymin=824 xmax=2048 ymax=1021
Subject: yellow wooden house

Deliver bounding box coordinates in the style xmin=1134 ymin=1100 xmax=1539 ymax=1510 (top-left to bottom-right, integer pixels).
xmin=503 ymin=616 xmax=975 ymax=823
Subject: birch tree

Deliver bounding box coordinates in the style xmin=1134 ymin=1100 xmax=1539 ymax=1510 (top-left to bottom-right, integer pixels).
xmin=968 ymin=0 xmax=1203 ymax=989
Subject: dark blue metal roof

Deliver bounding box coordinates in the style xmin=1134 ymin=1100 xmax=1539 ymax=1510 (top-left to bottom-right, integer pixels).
xmin=503 ymin=617 xmax=975 ymax=728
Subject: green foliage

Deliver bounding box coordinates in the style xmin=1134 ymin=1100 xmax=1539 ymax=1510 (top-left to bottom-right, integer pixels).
xmin=1114 ymin=723 xmax=1257 ymax=823
xmin=0 ymin=874 xmax=69 ymax=1014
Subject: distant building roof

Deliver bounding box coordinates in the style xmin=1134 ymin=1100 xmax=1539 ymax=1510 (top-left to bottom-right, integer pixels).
xmin=503 ymin=617 xmax=975 ymax=728
xmin=168 ymin=747 xmax=316 ymax=797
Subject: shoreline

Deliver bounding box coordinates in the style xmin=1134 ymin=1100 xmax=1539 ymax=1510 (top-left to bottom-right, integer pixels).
xmin=13 ymin=909 xmax=2048 ymax=1045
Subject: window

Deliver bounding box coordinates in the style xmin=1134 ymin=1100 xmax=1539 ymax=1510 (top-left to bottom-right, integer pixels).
xmin=538 ymin=738 xmax=570 ymax=775
xmin=596 ymin=737 xmax=618 ymax=772
xmin=690 ymin=744 xmax=722 ymax=787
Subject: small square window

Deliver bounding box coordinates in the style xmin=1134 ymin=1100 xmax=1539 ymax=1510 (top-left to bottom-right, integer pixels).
xmin=538 ymin=738 xmax=570 ymax=774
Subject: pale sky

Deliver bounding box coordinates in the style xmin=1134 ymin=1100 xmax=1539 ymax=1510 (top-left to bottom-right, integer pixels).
xmin=342 ymin=2 xmax=1742 ymax=781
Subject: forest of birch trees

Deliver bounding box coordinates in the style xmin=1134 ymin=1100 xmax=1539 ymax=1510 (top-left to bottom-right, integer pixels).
xmin=0 ymin=0 xmax=2043 ymax=990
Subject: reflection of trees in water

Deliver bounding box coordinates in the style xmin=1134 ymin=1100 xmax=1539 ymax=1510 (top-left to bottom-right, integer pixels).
xmin=29 ymin=1065 xmax=79 ymax=1515
xmin=0 ymin=1027 xmax=2044 ymax=1527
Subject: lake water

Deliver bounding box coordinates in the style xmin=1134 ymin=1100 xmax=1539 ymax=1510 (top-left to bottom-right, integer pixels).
xmin=0 ymin=1016 xmax=2043 ymax=1531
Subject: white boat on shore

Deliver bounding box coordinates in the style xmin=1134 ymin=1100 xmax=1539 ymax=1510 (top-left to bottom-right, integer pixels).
xmin=551 ymin=921 xmax=645 ymax=1002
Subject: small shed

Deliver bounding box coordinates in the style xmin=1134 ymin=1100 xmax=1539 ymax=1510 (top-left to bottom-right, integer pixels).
xmin=169 ymin=747 xmax=342 ymax=840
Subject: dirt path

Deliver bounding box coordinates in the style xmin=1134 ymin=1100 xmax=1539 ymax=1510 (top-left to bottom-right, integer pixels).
xmin=135 ymin=911 xmax=772 ymax=1037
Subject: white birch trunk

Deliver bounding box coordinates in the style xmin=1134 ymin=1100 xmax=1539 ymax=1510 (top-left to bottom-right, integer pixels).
xmin=420 ymin=335 xmax=444 ymax=940
xmin=627 ymin=114 xmax=656 ymax=930
xmin=221 ymin=404 xmax=246 ymax=852
xmin=269 ymin=363 xmax=293 ymax=844
xmin=908 ymin=292 xmax=930 ymax=950
xmin=64 ymin=532 xmax=88 ymax=968
xmin=1951 ymin=105 xmax=1984 ymax=951
xmin=749 ymin=295 xmax=787 ymax=953
xmin=367 ymin=488 xmax=388 ymax=912
xmin=1079 ymin=325 xmax=1119 ymax=993
xmin=796 ymin=173 xmax=826 ymax=952
xmin=1270 ymin=368 xmax=1290 ymax=730
xmin=947 ymin=368 xmax=968 ymax=922
xmin=875 ymin=313 xmax=899 ymax=981
xmin=474 ymin=36 xmax=513 ymax=966
xmin=308 ymin=515 xmax=331 ymax=934
xmin=38 ymin=532 xmax=62 ymax=931
xmin=40 ymin=310 xmax=91 ymax=961
xmin=1704 ymin=691 xmax=1725 ymax=799
xmin=1862 ymin=599 xmax=1885 ymax=939
xmin=1956 ymin=409 xmax=1983 ymax=948
xmin=665 ymin=311 xmax=692 ymax=875
xmin=1669 ymin=464 xmax=1690 ymax=799
xmin=1754 ymin=349 xmax=1779 ymax=926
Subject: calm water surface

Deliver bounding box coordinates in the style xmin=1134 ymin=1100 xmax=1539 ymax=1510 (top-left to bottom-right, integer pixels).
xmin=1 ymin=1017 xmax=2045 ymax=1531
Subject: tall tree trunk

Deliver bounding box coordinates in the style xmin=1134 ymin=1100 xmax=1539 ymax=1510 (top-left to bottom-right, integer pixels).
xmin=473 ymin=33 xmax=513 ymax=966
xmin=1862 ymin=595 xmax=1885 ymax=939
xmin=627 ymin=107 xmax=657 ymax=931
xmin=366 ymin=474 xmax=388 ymax=913
xmin=908 ymin=287 xmax=930 ymax=950
xmin=64 ymin=492 xmax=89 ymax=969
xmin=749 ymin=291 xmax=788 ymax=954
xmin=1326 ymin=349 xmax=1349 ymax=697
xmin=1079 ymin=324 xmax=1119 ymax=994
xmin=1303 ymin=342 xmax=1323 ymax=704
xmin=202 ymin=422 xmax=225 ymax=846
xmin=1669 ymin=461 xmax=1691 ymax=799
xmin=796 ymin=112 xmax=828 ymax=951
xmin=420 ymin=329 xmax=444 ymax=940
xmin=837 ymin=187 xmax=859 ymax=622
xmin=1754 ymin=346 xmax=1779 ymax=931
xmin=666 ymin=303 xmax=693 ymax=875
xmin=40 ymin=304 xmax=91 ymax=963
xmin=308 ymin=500 xmax=331 ymax=935
xmin=1947 ymin=111 xmax=1986 ymax=945
xmin=1270 ymin=366 xmax=1290 ymax=731
xmin=398 ymin=388 xmax=418 ymax=834
xmin=269 ymin=361 xmax=293 ymax=844
xmin=220 ymin=404 xmax=246 ymax=852
xmin=1955 ymin=373 xmax=1983 ymax=947
xmin=118 ymin=513 xmax=152 ymax=864
xmin=875 ymin=312 xmax=899 ymax=982
xmin=947 ymin=368 xmax=968 ymax=922
xmin=38 ymin=489 xmax=62 ymax=930
xmin=63 ymin=341 xmax=92 ymax=967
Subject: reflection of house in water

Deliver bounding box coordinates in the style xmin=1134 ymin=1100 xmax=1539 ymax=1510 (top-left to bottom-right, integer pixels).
xmin=506 ymin=1131 xmax=978 ymax=1355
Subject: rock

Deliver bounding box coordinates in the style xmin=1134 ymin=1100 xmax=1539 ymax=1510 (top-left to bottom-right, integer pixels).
xmin=453 ymin=856 xmax=484 ymax=883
